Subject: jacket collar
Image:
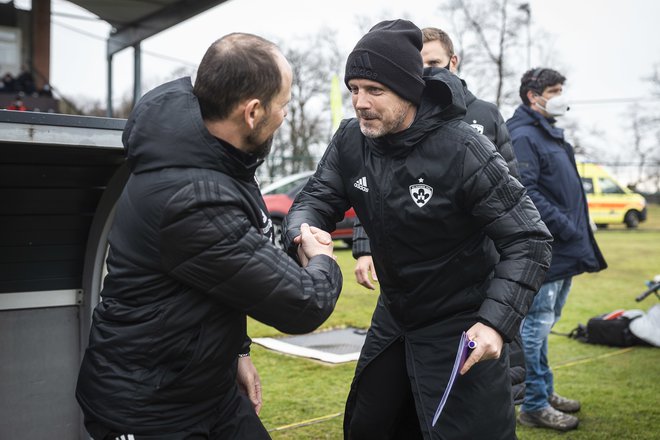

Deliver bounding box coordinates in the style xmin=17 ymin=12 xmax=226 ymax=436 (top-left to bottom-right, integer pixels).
xmin=460 ymin=78 xmax=477 ymax=108
xmin=124 ymin=77 xmax=261 ymax=181
xmin=514 ymin=104 xmax=565 ymax=141
xmin=366 ymin=68 xmax=467 ymax=156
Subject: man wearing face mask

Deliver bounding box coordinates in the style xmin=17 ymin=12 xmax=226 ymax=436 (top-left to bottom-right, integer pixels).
xmin=507 ymin=68 xmax=607 ymax=432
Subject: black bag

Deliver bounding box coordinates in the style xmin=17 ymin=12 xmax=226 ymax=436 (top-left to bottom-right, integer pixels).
xmin=569 ymin=312 xmax=645 ymax=347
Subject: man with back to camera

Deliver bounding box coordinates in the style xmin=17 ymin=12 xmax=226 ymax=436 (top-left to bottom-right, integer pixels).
xmin=283 ymin=19 xmax=553 ymax=439
xmin=507 ymin=67 xmax=607 ymax=431
xmin=75 ymin=33 xmax=343 ymax=440
xmin=351 ymin=25 xmax=527 ymax=405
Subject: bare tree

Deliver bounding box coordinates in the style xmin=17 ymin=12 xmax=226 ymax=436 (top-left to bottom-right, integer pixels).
xmin=66 ymin=92 xmax=134 ymax=118
xmin=628 ymin=105 xmax=649 ymax=189
xmin=591 ymin=65 xmax=660 ymax=194
xmin=636 ymin=65 xmax=660 ymax=193
xmin=442 ymin=0 xmax=530 ymax=107
xmin=262 ymin=30 xmax=343 ymax=181
xmin=64 ymin=63 xmax=196 ymax=119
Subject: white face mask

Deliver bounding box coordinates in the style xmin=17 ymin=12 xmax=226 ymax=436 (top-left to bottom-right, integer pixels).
xmin=537 ymin=94 xmax=570 ymax=117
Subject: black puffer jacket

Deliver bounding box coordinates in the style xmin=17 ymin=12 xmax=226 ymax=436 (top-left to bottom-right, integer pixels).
xmin=351 ymin=76 xmax=518 ymax=257
xmin=351 ymin=75 xmax=526 ymax=403
xmin=462 ymin=80 xmax=518 ymax=179
xmin=464 ymin=80 xmax=526 ymax=404
xmin=76 ymin=77 xmax=342 ymax=433
xmin=284 ymin=69 xmax=552 ymax=438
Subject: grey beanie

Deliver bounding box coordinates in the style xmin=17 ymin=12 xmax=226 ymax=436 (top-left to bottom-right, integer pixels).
xmin=344 ymin=19 xmax=425 ymax=105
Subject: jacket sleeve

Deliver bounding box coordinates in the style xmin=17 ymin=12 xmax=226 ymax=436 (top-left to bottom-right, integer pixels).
xmin=494 ymin=112 xmax=520 ymax=180
xmin=511 ymin=134 xmax=578 ymax=241
xmin=159 ymin=182 xmax=342 ymax=335
xmin=459 ymin=136 xmax=553 ymax=341
xmin=351 ymin=217 xmax=372 ymax=259
xmin=283 ymin=123 xmax=352 ymax=255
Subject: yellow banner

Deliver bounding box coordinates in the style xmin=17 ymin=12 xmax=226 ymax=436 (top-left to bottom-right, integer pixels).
xmin=330 ymin=74 xmax=343 ymax=132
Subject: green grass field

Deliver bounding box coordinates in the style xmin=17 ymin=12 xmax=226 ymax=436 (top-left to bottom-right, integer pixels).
xmin=249 ymin=204 xmax=660 ymax=439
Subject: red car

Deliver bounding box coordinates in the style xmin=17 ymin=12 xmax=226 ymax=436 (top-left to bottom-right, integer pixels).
xmin=261 ymin=171 xmax=356 ymax=247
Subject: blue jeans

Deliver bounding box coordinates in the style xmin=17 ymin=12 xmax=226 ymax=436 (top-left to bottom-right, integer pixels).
xmin=520 ymin=277 xmax=572 ymax=412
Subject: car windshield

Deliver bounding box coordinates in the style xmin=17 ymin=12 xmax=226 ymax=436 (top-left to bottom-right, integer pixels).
xmin=599 ymin=177 xmax=625 ymax=194
xmin=261 ymin=171 xmax=314 ymax=195
xmin=287 ymin=178 xmax=310 ymax=197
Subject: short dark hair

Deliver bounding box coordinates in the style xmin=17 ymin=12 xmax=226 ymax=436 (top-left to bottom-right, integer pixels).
xmin=519 ymin=67 xmax=566 ymax=105
xmin=421 ymin=27 xmax=454 ymax=57
xmin=193 ymin=33 xmax=282 ymax=120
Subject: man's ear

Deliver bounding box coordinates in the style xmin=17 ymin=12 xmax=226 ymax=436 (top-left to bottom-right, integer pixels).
xmin=526 ymin=90 xmax=538 ymax=105
xmin=450 ymin=54 xmax=460 ymax=73
xmin=244 ymin=98 xmax=262 ymax=130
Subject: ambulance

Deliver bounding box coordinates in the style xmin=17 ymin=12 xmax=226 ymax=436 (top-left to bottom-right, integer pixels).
xmin=577 ymin=162 xmax=647 ymax=228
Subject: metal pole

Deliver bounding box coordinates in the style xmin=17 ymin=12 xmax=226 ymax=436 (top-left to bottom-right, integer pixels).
xmin=106 ymin=53 xmax=113 ymax=118
xmin=133 ymin=42 xmax=142 ymax=107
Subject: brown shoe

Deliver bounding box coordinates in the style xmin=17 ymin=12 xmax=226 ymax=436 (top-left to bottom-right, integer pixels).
xmin=518 ymin=406 xmax=579 ymax=431
xmin=549 ymin=392 xmax=581 ymax=413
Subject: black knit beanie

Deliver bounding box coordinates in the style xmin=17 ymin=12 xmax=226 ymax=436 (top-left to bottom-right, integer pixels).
xmin=344 ymin=19 xmax=424 ymax=105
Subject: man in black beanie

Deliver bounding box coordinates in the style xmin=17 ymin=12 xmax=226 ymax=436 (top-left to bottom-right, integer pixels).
xmin=345 ymin=20 xmax=426 ymax=108
xmin=284 ymin=19 xmax=552 ymax=440
xmin=350 ymin=25 xmax=527 ymax=412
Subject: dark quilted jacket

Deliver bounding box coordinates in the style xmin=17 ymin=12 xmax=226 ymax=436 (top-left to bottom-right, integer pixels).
xmin=350 ymin=74 xmax=527 ymax=403
xmin=76 ymin=77 xmax=342 ymax=432
xmin=507 ymin=104 xmax=607 ymax=282
xmin=462 ymin=79 xmax=519 ymax=179
xmin=284 ymin=69 xmax=552 ymax=438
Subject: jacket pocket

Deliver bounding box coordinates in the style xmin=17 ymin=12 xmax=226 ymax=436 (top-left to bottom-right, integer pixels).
xmin=154 ymin=324 xmax=204 ymax=391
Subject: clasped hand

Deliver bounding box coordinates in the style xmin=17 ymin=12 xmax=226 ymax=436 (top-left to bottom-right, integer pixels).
xmin=293 ymin=223 xmax=335 ymax=266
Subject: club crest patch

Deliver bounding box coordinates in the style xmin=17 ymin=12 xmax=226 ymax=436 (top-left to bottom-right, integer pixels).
xmin=470 ymin=120 xmax=484 ymax=134
xmin=260 ymin=209 xmax=273 ymax=236
xmin=409 ymin=178 xmax=433 ymax=207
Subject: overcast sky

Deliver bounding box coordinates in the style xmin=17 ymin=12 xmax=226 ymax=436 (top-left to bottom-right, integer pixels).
xmin=6 ymin=0 xmax=660 ymax=181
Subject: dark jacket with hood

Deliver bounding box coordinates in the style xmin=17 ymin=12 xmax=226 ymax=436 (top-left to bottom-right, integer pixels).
xmin=75 ymin=77 xmax=342 ymax=433
xmin=351 ymin=72 xmax=527 ymax=403
xmin=462 ymin=80 xmax=518 ymax=178
xmin=507 ymin=104 xmax=607 ymax=282
xmin=351 ymin=72 xmax=518 ymax=260
xmin=463 ymin=80 xmax=527 ymax=404
xmin=283 ymin=69 xmax=552 ymax=439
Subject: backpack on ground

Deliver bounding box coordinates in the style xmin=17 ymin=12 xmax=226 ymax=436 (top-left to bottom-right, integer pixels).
xmin=568 ymin=309 xmax=647 ymax=347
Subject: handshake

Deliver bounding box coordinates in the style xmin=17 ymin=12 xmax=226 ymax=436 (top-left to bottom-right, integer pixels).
xmin=293 ymin=223 xmax=336 ymax=266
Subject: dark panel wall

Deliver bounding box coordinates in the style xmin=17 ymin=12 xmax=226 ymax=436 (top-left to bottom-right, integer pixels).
xmin=0 ymin=112 xmax=125 ymax=438
xmin=0 ymin=143 xmax=124 ymax=294
xmin=0 ymin=307 xmax=81 ymax=438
